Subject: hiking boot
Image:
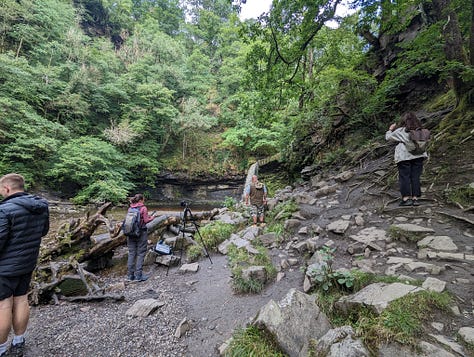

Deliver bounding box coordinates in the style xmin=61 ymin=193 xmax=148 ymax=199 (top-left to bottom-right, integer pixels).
xmin=135 ymin=274 xmax=149 ymax=282
xmin=412 ymin=199 xmax=420 ymax=206
xmin=399 ymin=199 xmax=413 ymax=206
xmin=0 ymin=350 xmax=7 ymax=357
xmin=127 ymin=274 xmax=135 ymax=281
xmin=9 ymin=340 xmax=25 ymax=357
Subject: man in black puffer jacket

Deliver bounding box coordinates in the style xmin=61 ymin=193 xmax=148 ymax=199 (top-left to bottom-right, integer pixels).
xmin=0 ymin=174 xmax=49 ymax=357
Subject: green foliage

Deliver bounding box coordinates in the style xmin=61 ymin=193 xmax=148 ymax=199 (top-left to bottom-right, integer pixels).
xmin=445 ymin=184 xmax=474 ymax=207
xmin=198 ymin=221 xmax=235 ymax=249
xmin=47 ymin=137 xmax=133 ymax=204
xmin=266 ymin=199 xmax=298 ymax=222
xmin=186 ymin=244 xmax=204 ymax=262
xmin=306 ymin=247 xmax=355 ymax=292
xmin=225 ymin=326 xmax=286 ymax=357
xmin=0 ymin=0 xmax=471 ymax=202
xmin=227 ymin=244 xmax=276 ymax=294
xmin=222 ymin=196 xmax=237 ymax=209
xmin=359 ymin=291 xmax=452 ymax=348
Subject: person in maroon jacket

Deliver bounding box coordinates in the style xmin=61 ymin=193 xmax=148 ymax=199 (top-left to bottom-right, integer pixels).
xmin=0 ymin=173 xmax=49 ymax=357
xmin=126 ymin=194 xmax=156 ymax=282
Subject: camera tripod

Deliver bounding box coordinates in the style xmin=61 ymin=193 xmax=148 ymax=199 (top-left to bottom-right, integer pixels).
xmin=180 ymin=202 xmax=213 ymax=265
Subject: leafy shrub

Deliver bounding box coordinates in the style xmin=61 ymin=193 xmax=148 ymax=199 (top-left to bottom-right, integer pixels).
xmin=223 ymin=196 xmax=237 ymax=209
xmin=306 ymin=247 xmax=355 ymax=292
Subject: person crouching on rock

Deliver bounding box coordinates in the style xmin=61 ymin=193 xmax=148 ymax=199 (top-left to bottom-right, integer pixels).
xmin=244 ymin=175 xmax=268 ymax=227
xmin=127 ymin=194 xmax=156 ymax=282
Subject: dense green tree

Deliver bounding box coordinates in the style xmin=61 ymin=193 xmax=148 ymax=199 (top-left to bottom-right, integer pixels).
xmin=47 ymin=137 xmax=132 ymax=204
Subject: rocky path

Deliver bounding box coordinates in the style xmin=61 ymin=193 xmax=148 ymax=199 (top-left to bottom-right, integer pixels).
xmin=22 ymin=156 xmax=474 ymax=356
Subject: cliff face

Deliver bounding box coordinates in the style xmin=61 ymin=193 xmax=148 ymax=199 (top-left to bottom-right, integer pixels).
xmin=142 ymin=171 xmax=246 ymax=205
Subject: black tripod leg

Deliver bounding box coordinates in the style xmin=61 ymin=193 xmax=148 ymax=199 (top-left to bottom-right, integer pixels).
xmin=194 ymin=225 xmax=213 ymax=264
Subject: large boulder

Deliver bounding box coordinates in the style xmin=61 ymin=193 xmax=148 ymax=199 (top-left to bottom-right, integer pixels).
xmin=252 ymin=289 xmax=332 ymax=357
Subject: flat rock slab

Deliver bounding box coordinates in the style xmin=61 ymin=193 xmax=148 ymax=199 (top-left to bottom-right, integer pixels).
xmin=336 ymin=282 xmax=423 ymax=314
xmin=126 ymin=298 xmax=165 ymax=317
xmin=405 ymin=261 xmax=445 ymax=275
xmin=392 ymin=223 xmax=435 ymax=234
xmin=417 ymin=236 xmax=458 ymax=251
xmin=422 ymin=277 xmax=446 ymax=292
xmin=327 ymin=220 xmax=350 ymax=234
xmin=350 ymin=227 xmax=387 ymax=244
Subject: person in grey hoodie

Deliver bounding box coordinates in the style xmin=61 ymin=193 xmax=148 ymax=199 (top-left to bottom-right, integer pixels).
xmin=386 ymin=112 xmax=428 ymax=206
xmin=0 ymin=174 xmax=49 ymax=357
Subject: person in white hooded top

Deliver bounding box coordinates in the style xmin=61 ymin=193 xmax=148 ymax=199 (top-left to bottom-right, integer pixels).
xmin=385 ymin=112 xmax=428 ymax=206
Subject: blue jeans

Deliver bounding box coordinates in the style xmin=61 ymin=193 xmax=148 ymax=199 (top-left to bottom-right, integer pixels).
xmin=397 ymin=157 xmax=424 ymax=197
xmin=127 ymin=230 xmax=148 ymax=278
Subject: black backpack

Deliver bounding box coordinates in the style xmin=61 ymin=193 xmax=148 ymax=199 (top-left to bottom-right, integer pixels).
xmin=122 ymin=207 xmax=141 ymax=239
xmin=406 ymin=128 xmax=430 ymax=155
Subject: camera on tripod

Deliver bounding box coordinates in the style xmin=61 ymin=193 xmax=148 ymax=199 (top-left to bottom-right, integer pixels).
xmin=180 ymin=200 xmax=189 ymax=208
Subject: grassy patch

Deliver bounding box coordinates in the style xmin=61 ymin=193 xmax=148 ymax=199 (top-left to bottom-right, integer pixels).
xmin=225 ymin=326 xmax=286 ymax=357
xmin=186 ymin=244 xmax=204 ymax=262
xmin=227 ymin=244 xmax=277 ymax=294
xmin=315 ymin=283 xmax=452 ymax=352
xmin=199 ymin=221 xmax=235 ymax=248
xmin=446 ymin=184 xmax=474 ymax=207
xmin=186 ymin=221 xmax=235 ymax=260
xmin=358 ymin=291 xmax=452 ymax=349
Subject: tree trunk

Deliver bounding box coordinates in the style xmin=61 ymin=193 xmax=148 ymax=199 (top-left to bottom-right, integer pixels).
xmin=433 ymin=0 xmax=470 ymax=103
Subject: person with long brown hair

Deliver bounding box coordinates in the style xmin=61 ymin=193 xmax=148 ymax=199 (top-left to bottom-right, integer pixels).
xmin=126 ymin=194 xmax=156 ymax=282
xmin=386 ymin=112 xmax=428 ymax=206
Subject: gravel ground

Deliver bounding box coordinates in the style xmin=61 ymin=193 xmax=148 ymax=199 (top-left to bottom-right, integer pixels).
xmin=26 ymin=262 xmax=190 ymax=357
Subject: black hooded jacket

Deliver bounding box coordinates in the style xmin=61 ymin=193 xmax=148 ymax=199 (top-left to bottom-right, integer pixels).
xmin=0 ymin=192 xmax=49 ymax=276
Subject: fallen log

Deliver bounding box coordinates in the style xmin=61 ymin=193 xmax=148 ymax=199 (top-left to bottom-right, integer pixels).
xmin=33 ymin=204 xmax=220 ymax=304
xmin=60 ymin=294 xmax=125 ymax=303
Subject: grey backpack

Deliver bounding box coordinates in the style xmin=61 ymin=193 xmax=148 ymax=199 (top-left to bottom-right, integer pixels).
xmin=122 ymin=207 xmax=141 ymax=238
xmin=405 ymin=128 xmax=430 ymax=155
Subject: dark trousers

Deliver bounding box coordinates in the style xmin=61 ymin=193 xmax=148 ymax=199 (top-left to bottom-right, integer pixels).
xmin=397 ymin=157 xmax=424 ymax=197
xmin=127 ymin=230 xmax=148 ymax=278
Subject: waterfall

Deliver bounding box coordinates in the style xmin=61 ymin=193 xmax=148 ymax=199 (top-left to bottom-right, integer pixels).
xmin=241 ymin=162 xmax=259 ymax=202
